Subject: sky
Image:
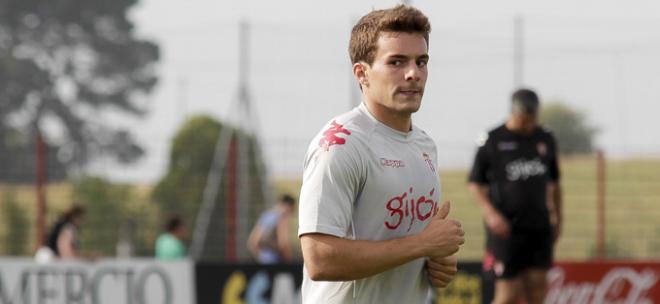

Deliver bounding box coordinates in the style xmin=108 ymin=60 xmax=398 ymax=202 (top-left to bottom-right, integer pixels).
xmin=97 ymin=0 xmax=660 ymax=183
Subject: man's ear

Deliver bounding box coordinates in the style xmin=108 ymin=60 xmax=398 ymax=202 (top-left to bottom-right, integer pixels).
xmin=353 ymin=62 xmax=369 ymax=89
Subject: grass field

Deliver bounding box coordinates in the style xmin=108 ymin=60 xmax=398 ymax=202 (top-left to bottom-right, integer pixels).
xmin=2 ymin=156 xmax=659 ymax=260
xmin=274 ymin=156 xmax=660 ymax=261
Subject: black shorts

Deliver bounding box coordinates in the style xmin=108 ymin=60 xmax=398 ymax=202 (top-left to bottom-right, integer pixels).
xmin=483 ymin=227 xmax=553 ymax=279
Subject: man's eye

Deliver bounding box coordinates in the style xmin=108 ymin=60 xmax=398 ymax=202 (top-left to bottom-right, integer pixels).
xmin=390 ymin=60 xmax=403 ymax=66
xmin=417 ymin=60 xmax=428 ymax=68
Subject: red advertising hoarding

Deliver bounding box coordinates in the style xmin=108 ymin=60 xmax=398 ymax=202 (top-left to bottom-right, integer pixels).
xmin=546 ymin=261 xmax=660 ymax=303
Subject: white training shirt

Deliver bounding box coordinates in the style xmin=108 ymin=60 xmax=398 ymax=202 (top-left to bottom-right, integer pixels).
xmin=299 ymin=103 xmax=441 ymax=304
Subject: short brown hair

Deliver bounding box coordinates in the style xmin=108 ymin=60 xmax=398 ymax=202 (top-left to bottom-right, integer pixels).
xmin=63 ymin=204 xmax=85 ymax=222
xmin=165 ymin=215 xmax=183 ymax=232
xmin=349 ymin=5 xmax=431 ymax=65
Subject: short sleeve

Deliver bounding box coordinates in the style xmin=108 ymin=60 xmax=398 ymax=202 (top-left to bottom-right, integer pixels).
xmin=298 ymin=141 xmax=364 ymax=239
xmin=468 ymin=141 xmax=491 ymax=184
xmin=547 ymin=134 xmax=560 ymax=182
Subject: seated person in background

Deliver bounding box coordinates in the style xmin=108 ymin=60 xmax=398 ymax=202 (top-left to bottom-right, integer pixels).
xmin=46 ymin=204 xmax=86 ymax=260
xmin=155 ymin=215 xmax=186 ymax=259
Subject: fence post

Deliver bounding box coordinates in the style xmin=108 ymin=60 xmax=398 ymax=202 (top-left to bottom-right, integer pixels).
xmin=596 ymin=150 xmax=606 ymax=258
xmin=35 ymin=128 xmax=47 ymax=249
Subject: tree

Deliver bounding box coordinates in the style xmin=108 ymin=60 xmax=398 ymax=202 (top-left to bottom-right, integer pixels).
xmin=1 ymin=189 xmax=30 ymax=255
xmin=540 ymin=102 xmax=597 ymax=155
xmin=152 ymin=116 xmax=224 ymax=225
xmin=152 ymin=115 xmax=268 ymax=261
xmin=72 ymin=177 xmax=129 ymax=256
xmin=0 ymin=0 xmax=159 ymax=173
xmin=0 ymin=127 xmax=67 ymax=183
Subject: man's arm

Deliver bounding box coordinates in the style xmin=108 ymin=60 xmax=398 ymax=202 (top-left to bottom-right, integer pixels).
xmin=467 ymin=183 xmax=510 ymax=238
xmin=547 ymin=182 xmax=562 ymax=242
xmin=301 ymin=201 xmax=464 ymax=281
xmin=547 ymin=133 xmax=562 ymax=242
xmin=247 ymin=225 xmax=262 ymax=259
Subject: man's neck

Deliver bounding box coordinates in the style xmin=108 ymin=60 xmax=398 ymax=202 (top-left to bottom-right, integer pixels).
xmin=363 ymin=99 xmax=412 ymax=133
xmin=505 ymin=119 xmax=533 ymax=135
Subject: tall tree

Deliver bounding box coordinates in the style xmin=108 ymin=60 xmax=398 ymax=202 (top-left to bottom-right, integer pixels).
xmin=540 ymin=102 xmax=597 ymax=155
xmin=152 ymin=115 xmax=268 ymax=261
xmin=0 ymin=0 xmax=159 ymax=173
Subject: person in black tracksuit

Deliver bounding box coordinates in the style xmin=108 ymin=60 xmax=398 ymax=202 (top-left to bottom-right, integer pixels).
xmin=468 ymin=88 xmax=562 ymax=304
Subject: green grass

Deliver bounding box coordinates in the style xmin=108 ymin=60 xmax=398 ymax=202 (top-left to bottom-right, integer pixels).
xmin=275 ymin=156 xmax=660 ymax=261
xmin=2 ymin=156 xmax=659 ymax=260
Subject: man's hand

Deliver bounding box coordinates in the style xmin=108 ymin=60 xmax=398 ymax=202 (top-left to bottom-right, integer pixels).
xmin=485 ymin=209 xmax=510 ymax=239
xmin=417 ymin=201 xmax=465 ymax=258
xmin=426 ymin=255 xmax=458 ymax=289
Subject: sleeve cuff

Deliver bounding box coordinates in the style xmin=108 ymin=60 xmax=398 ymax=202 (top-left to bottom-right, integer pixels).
xmin=298 ymin=224 xmax=347 ymax=238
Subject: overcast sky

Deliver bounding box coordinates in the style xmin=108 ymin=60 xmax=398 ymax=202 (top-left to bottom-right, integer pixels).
xmin=98 ymin=0 xmax=660 ymax=183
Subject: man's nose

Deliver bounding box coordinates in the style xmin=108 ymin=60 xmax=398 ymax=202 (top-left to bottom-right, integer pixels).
xmin=404 ymin=63 xmax=422 ymax=81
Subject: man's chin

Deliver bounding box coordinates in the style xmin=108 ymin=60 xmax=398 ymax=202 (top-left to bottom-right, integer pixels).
xmin=395 ymin=100 xmax=422 ymax=114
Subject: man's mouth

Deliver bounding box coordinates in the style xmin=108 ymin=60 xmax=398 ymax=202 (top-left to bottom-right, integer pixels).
xmin=398 ymin=89 xmax=421 ymax=96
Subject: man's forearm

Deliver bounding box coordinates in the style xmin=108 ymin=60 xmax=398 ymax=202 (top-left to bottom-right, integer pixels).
xmin=467 ymin=183 xmax=495 ymax=217
xmin=301 ymin=233 xmax=427 ymax=281
xmin=551 ymin=183 xmax=563 ymax=225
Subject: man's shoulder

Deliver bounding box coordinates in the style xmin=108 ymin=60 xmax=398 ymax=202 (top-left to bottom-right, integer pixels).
xmin=313 ymin=108 xmax=374 ymax=152
xmin=488 ymin=124 xmax=508 ymax=137
xmin=536 ymin=126 xmax=556 ymax=139
xmin=156 ymin=233 xmax=171 ymax=243
xmin=474 ymin=124 xmax=506 ymax=147
xmin=412 ymin=125 xmax=438 ymax=150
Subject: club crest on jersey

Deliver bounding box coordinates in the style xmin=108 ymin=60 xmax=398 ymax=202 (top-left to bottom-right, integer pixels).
xmin=422 ymin=152 xmax=436 ymax=174
xmin=319 ymin=120 xmax=351 ymax=151
xmin=537 ymin=142 xmax=547 ymax=156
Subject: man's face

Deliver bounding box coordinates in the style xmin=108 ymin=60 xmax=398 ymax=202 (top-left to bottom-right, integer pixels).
xmin=512 ymin=111 xmax=538 ymax=134
xmin=362 ymin=32 xmax=429 ymax=116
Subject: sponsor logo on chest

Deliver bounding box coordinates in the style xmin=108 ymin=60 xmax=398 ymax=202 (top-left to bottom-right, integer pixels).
xmin=506 ymin=157 xmax=547 ymax=181
xmin=384 ymin=187 xmax=438 ymax=232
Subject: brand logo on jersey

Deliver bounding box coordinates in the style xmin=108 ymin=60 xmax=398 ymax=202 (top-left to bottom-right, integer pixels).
xmin=380 ymin=158 xmax=405 ymax=168
xmin=506 ymin=157 xmax=547 ymax=181
xmin=319 ymin=120 xmax=351 ymax=151
xmin=384 ymin=187 xmax=438 ymax=232
xmin=498 ymin=141 xmax=518 ymax=151
xmin=422 ymin=153 xmax=436 ymax=174
xmin=537 ymin=142 xmax=547 ymax=156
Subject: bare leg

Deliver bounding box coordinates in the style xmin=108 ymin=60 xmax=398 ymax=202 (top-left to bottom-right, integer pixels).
xmin=522 ymin=268 xmax=548 ymax=304
xmin=493 ymin=277 xmax=524 ymax=304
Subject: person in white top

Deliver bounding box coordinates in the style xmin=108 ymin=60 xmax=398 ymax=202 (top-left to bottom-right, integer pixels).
xmin=298 ymin=4 xmax=465 ymax=303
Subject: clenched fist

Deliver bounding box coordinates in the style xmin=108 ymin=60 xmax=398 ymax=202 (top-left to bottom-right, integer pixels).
xmin=426 ymin=254 xmax=458 ymax=288
xmin=417 ymin=201 xmax=465 ymax=258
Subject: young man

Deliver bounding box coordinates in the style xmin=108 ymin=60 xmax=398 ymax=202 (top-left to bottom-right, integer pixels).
xmin=248 ymin=194 xmax=296 ymax=264
xmin=298 ymin=5 xmax=465 ymax=303
xmin=468 ymin=89 xmax=562 ymax=304
xmin=155 ymin=215 xmax=186 ymax=260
